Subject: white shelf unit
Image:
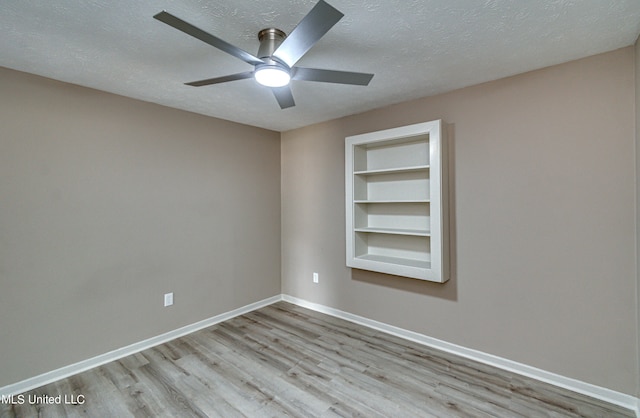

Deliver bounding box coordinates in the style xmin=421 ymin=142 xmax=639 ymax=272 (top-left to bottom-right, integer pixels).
xmin=345 ymin=120 xmax=448 ymax=282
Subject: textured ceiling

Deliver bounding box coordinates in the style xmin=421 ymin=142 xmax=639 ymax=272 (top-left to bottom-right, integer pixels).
xmin=2 ymin=0 xmax=640 ymax=131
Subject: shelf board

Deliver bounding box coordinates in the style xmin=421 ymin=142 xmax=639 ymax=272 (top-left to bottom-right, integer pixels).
xmin=354 ymin=199 xmax=430 ymax=204
xmin=355 ymin=227 xmax=430 ymax=237
xmin=356 ymin=254 xmax=431 ymax=269
xmin=354 ymin=165 xmax=429 ymax=176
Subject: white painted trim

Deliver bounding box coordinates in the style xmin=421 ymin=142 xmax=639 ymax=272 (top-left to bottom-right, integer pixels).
xmin=0 ymin=295 xmax=282 ymax=398
xmin=282 ymin=294 xmax=640 ymax=416
xmin=3 ymin=293 xmax=638 ymax=417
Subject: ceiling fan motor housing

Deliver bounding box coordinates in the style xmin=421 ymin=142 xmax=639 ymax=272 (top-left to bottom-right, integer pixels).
xmin=258 ymin=28 xmax=287 ymax=59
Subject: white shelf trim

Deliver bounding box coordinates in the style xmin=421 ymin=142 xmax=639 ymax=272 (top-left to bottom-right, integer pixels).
xmin=354 ymin=227 xmax=431 ymax=237
xmin=346 ymin=119 xmax=447 ymax=282
xmin=356 ymin=254 xmax=431 ymax=269
xmin=354 ymin=165 xmax=430 ymax=176
xmin=354 ymin=199 xmax=430 ymax=204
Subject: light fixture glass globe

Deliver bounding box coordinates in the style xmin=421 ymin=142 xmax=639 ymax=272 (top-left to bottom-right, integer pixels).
xmin=254 ymin=66 xmax=291 ymax=87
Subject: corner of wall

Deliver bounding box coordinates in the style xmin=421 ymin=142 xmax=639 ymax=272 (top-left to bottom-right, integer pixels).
xmin=635 ymin=34 xmax=640 ymax=403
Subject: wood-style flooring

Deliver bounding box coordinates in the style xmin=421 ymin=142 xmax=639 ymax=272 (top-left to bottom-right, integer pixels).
xmin=0 ymin=302 xmax=634 ymax=417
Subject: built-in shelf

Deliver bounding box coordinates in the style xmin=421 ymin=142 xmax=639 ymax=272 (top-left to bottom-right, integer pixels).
xmin=354 ymin=199 xmax=430 ymax=204
xmin=345 ymin=120 xmax=449 ymax=282
xmin=354 ymin=165 xmax=430 ymax=176
xmin=354 ymin=227 xmax=431 ymax=237
xmin=355 ymin=254 xmax=431 ymax=269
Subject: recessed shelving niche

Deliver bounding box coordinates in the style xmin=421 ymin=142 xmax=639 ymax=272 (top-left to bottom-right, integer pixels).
xmin=345 ymin=120 xmax=449 ymax=282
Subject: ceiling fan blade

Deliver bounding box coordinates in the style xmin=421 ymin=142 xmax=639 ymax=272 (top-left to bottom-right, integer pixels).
xmin=185 ymin=71 xmax=254 ymax=87
xmin=272 ymin=0 xmax=343 ymax=68
xmin=154 ymin=11 xmax=264 ymax=66
xmin=272 ymin=86 xmax=295 ymax=109
xmin=292 ymin=67 xmax=374 ymax=86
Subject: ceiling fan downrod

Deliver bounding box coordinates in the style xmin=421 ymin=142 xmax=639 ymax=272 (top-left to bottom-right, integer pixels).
xmin=257 ymin=28 xmax=287 ymax=58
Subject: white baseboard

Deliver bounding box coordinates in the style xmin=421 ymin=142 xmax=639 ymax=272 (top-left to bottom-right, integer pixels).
xmin=0 ymin=295 xmax=282 ymax=398
xmin=282 ymin=294 xmax=640 ymax=417
xmin=2 ymin=293 xmax=638 ymax=417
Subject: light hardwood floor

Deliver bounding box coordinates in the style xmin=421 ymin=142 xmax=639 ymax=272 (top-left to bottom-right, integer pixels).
xmin=1 ymin=302 xmax=634 ymax=417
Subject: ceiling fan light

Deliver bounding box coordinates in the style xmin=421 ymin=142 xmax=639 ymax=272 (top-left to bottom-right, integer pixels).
xmin=255 ymin=66 xmax=291 ymax=87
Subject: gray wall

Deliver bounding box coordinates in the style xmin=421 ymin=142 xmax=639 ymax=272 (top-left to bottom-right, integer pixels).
xmin=635 ymin=37 xmax=640 ymax=400
xmin=282 ymin=47 xmax=638 ymax=395
xmin=0 ymin=67 xmax=281 ymax=387
xmin=2 ymin=44 xmax=638 ymax=398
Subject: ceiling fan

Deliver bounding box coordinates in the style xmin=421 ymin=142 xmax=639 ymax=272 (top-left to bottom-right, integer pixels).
xmin=154 ymin=0 xmax=374 ymax=109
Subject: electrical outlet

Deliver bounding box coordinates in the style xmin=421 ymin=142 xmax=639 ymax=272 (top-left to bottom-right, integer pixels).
xmin=164 ymin=292 xmax=173 ymax=307
xmin=313 ymin=272 xmax=319 ymax=284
